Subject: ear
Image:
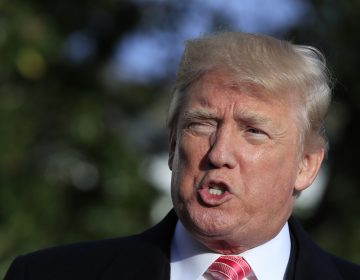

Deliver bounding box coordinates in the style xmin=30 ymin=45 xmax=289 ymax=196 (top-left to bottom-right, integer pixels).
xmin=168 ymin=129 xmax=176 ymax=171
xmin=294 ymin=147 xmax=325 ymax=192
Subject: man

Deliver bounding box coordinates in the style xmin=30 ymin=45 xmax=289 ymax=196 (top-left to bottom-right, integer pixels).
xmin=5 ymin=32 xmax=360 ymax=279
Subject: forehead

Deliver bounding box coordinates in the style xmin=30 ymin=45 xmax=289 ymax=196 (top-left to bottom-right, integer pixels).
xmin=183 ymin=70 xmax=292 ymax=113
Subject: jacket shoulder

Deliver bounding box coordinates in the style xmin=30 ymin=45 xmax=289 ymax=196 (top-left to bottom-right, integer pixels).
xmin=288 ymin=217 xmax=360 ymax=280
xmin=332 ymin=255 xmax=360 ymax=279
xmin=4 ymin=211 xmax=177 ymax=280
xmin=4 ymin=235 xmax=144 ymax=280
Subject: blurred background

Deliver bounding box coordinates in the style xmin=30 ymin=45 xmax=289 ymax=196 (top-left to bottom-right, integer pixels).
xmin=1 ymin=0 xmax=359 ymax=275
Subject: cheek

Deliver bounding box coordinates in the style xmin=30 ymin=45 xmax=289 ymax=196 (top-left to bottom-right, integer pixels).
xmin=243 ymin=151 xmax=298 ymax=203
xmin=171 ymin=136 xmax=208 ymax=194
xmin=179 ymin=135 xmax=209 ymax=170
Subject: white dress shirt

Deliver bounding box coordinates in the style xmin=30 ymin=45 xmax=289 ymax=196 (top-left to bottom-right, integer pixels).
xmin=170 ymin=221 xmax=291 ymax=280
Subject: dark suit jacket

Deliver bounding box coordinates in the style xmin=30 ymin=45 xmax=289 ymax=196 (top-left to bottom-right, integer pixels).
xmin=4 ymin=210 xmax=360 ymax=279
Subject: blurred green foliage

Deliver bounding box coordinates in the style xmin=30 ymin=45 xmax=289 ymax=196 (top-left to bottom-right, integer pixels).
xmin=0 ymin=0 xmax=161 ymax=274
xmin=1 ymin=0 xmax=360 ymax=277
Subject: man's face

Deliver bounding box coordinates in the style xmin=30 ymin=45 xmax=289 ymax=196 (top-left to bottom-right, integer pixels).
xmin=169 ymin=70 xmax=322 ymax=254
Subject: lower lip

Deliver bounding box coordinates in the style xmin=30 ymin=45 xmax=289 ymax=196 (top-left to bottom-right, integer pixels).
xmin=197 ymin=188 xmax=231 ymax=206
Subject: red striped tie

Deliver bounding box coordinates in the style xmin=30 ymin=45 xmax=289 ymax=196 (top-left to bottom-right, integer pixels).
xmin=204 ymin=255 xmax=252 ymax=280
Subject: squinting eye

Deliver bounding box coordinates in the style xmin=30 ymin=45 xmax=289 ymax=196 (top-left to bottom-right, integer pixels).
xmin=187 ymin=122 xmax=215 ymax=134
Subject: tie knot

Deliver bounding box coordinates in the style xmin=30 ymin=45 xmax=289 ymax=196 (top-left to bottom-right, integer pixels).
xmin=205 ymin=255 xmax=252 ymax=280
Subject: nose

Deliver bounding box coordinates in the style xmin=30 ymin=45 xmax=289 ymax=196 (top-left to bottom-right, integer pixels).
xmin=207 ymin=126 xmax=238 ymax=169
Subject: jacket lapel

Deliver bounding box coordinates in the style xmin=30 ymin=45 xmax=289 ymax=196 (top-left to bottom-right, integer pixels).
xmin=286 ymin=217 xmax=344 ymax=280
xmin=100 ymin=210 xmax=178 ymax=280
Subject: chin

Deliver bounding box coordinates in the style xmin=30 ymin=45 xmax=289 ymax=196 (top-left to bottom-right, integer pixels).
xmin=184 ymin=205 xmax=237 ymax=236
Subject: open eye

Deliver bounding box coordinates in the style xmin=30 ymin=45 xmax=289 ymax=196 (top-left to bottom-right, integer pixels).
xmin=246 ymin=127 xmax=263 ymax=134
xmin=245 ymin=126 xmax=269 ymax=142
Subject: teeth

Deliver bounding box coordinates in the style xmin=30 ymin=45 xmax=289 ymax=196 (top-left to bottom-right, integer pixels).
xmin=208 ymin=185 xmax=225 ymax=195
xmin=209 ymin=189 xmax=224 ymax=195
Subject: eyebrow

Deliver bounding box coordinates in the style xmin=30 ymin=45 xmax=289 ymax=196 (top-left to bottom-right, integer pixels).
xmin=182 ymin=109 xmax=217 ymax=121
xmin=182 ymin=108 xmax=273 ymax=126
xmin=234 ymin=110 xmax=273 ymax=126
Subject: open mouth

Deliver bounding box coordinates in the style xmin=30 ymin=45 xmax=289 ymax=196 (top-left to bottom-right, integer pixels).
xmin=208 ymin=184 xmax=227 ymax=196
xmin=197 ymin=179 xmax=232 ymax=206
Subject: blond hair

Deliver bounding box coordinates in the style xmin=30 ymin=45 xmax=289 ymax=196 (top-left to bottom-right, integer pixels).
xmin=167 ymin=31 xmax=332 ymax=152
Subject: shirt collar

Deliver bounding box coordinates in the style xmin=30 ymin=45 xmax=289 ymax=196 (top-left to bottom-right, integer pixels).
xmin=170 ymin=221 xmax=219 ymax=280
xmin=170 ymin=221 xmax=291 ymax=280
xmin=240 ymin=222 xmax=291 ymax=280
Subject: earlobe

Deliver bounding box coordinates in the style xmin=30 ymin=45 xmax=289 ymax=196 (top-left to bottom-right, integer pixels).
xmin=294 ymin=148 xmax=325 ymax=192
